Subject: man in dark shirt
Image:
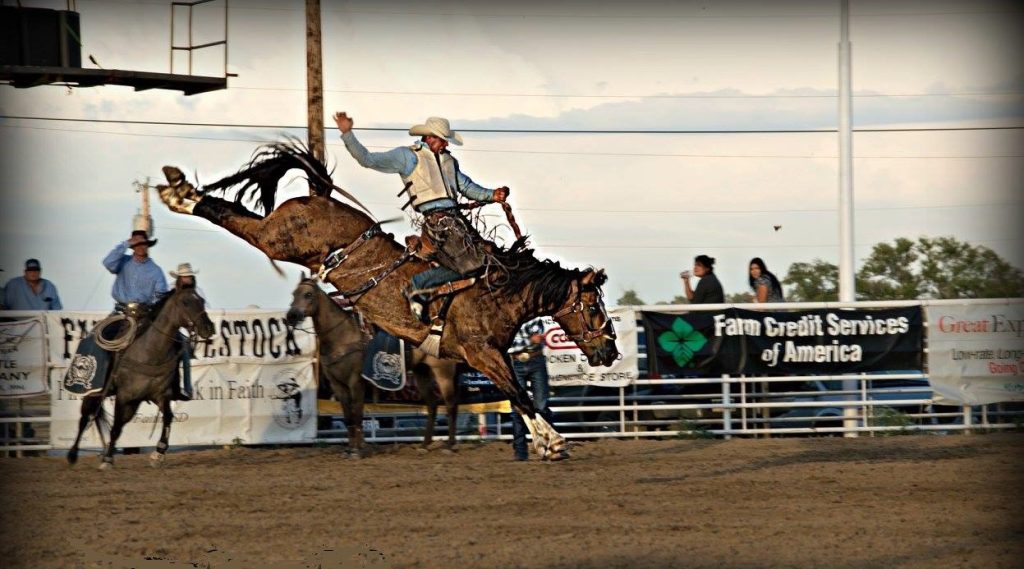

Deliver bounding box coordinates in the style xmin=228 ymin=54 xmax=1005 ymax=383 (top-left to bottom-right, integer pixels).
xmin=681 ymin=254 xmax=725 ymax=304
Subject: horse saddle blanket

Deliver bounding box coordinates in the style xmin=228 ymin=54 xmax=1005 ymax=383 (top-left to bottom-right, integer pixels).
xmin=63 ymin=335 xmax=112 ymax=396
xmin=361 ymin=330 xmax=407 ymax=391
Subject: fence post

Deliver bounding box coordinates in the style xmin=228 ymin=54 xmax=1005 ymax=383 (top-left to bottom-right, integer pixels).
xmin=721 ymin=374 xmax=732 ymax=440
xmin=739 ymin=375 xmax=748 ymax=434
xmin=618 ymin=386 xmax=626 ymax=435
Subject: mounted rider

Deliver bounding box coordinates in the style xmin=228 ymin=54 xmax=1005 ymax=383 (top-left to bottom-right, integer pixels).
xmin=90 ymin=230 xmax=192 ymax=401
xmin=333 ymin=112 xmax=509 ymax=319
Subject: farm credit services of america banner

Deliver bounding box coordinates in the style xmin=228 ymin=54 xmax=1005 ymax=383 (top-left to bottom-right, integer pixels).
xmin=47 ymin=309 xmax=317 ymax=449
xmin=926 ymin=302 xmax=1024 ymax=405
xmin=642 ymin=307 xmax=923 ymax=377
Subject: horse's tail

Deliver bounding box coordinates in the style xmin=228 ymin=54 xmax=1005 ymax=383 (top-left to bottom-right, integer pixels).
xmin=200 ymin=137 xmax=336 ymax=214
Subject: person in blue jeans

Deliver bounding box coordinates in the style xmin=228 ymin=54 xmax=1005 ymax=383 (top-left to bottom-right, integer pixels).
xmin=508 ymin=318 xmax=563 ymax=461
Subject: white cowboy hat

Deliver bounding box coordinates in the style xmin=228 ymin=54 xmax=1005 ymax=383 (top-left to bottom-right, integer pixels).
xmin=169 ymin=262 xmax=198 ymax=278
xmin=408 ymin=116 xmax=464 ymax=146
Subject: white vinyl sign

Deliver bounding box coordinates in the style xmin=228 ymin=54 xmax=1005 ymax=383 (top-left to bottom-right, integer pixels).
xmin=926 ymin=302 xmax=1024 ymax=405
xmin=46 ymin=309 xmax=317 ymax=449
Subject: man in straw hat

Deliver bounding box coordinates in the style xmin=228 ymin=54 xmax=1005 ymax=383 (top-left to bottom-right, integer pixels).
xmin=333 ymin=111 xmax=509 ymax=319
xmin=168 ymin=262 xmax=202 ymax=401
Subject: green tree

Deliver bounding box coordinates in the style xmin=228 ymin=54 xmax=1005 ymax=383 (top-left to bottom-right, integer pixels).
xmin=725 ymin=292 xmax=754 ymax=304
xmin=856 ymin=237 xmax=923 ymax=300
xmin=783 ymin=259 xmax=839 ymax=302
xmin=857 ymin=236 xmax=1024 ymax=300
xmin=656 ymin=295 xmax=689 ymax=305
xmin=616 ymin=289 xmax=646 ymax=306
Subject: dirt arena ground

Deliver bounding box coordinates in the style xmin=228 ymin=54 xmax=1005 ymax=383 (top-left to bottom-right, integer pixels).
xmin=1 ymin=433 xmax=1022 ymax=569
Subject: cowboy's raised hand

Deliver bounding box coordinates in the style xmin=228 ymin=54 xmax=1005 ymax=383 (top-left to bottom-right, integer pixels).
xmin=333 ymin=112 xmax=353 ymax=133
xmin=493 ymin=186 xmax=510 ymax=202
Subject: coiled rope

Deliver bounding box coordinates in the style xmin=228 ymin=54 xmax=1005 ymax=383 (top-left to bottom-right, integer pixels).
xmin=93 ymin=314 xmax=138 ymax=352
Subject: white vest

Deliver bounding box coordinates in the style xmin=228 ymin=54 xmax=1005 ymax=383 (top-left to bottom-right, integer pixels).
xmin=400 ymin=143 xmax=458 ymax=210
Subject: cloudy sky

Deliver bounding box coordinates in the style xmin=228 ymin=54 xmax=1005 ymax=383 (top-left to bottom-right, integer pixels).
xmin=1 ymin=0 xmax=1022 ymax=310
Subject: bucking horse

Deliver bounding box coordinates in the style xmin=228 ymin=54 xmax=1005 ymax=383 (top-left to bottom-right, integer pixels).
xmin=156 ymin=141 xmax=619 ymax=460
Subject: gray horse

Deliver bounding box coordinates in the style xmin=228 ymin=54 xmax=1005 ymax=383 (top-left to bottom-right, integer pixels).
xmin=286 ymin=278 xmax=459 ymax=458
xmin=67 ymin=285 xmax=215 ymax=469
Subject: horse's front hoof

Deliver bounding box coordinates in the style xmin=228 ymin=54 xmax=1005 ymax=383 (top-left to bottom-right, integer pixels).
xmin=149 ymin=451 xmax=166 ymax=468
xmin=545 ymin=450 xmax=571 ymax=462
xmin=67 ymin=452 xmax=78 ymax=467
xmin=417 ymin=446 xmax=429 ymax=454
xmin=440 ymin=445 xmax=457 ymax=455
xmin=98 ymin=461 xmax=113 ymax=471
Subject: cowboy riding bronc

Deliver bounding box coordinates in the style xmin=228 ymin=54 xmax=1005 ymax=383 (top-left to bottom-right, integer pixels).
xmin=333 ymin=112 xmax=509 ymax=319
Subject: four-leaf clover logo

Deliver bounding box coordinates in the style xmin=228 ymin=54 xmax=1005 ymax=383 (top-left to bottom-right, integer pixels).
xmin=657 ymin=317 xmax=708 ymax=367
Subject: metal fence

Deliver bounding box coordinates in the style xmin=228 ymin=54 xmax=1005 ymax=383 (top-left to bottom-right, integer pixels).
xmin=4 ymin=299 xmax=1022 ymax=455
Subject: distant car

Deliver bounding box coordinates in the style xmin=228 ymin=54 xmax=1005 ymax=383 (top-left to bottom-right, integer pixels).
xmin=767 ymin=376 xmax=940 ymax=432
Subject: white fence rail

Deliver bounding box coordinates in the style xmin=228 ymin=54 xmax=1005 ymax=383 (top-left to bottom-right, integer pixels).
xmin=3 ymin=299 xmax=1023 ymax=455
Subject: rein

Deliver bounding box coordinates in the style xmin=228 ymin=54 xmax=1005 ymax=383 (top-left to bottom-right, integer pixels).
xmin=460 ymin=200 xmax=522 ymax=240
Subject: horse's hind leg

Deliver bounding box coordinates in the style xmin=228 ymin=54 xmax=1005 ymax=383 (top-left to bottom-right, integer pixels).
xmin=67 ymin=394 xmax=102 ymax=466
xmin=149 ymin=399 xmax=174 ymax=468
xmin=99 ymin=399 xmax=140 ymax=470
xmin=438 ymin=365 xmax=459 ymax=452
xmin=413 ymin=365 xmax=438 ymax=451
xmin=347 ymin=369 xmax=366 ymax=458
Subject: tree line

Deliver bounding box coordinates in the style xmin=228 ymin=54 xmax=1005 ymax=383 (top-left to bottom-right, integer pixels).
xmin=617 ymin=236 xmax=1024 ymax=306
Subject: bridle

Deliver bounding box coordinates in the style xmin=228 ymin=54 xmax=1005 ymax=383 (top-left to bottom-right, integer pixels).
xmin=552 ymin=280 xmax=616 ymax=343
xmin=146 ymin=290 xmax=209 ymax=358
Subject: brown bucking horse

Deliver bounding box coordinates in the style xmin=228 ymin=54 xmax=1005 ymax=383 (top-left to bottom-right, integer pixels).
xmin=67 ymin=285 xmax=215 ymax=469
xmin=156 ymin=141 xmax=618 ymax=460
xmin=286 ymin=277 xmax=460 ymax=457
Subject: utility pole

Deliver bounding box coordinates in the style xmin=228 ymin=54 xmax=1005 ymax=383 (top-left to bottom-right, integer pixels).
xmin=838 ymin=0 xmax=859 ymax=437
xmin=305 ymin=0 xmax=325 ymax=195
xmin=132 ymin=178 xmax=153 ymax=236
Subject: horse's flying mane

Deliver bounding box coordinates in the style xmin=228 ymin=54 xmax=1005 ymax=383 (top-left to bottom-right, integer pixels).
xmin=491 ymin=239 xmax=600 ymax=313
xmin=199 ymin=137 xmax=336 ymax=215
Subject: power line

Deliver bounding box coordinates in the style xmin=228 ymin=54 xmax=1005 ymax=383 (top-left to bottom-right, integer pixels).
xmin=5 ymin=124 xmax=1022 ymax=161
xmin=232 ymin=86 xmax=1024 ymax=99
xmin=3 ymin=115 xmax=1022 ymax=134
xmin=79 ymin=1 xmax=1024 ymax=19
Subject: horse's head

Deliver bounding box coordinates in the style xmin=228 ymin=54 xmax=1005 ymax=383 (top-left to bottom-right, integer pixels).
xmin=286 ymin=276 xmax=320 ymax=327
xmin=552 ymin=269 xmax=619 ymax=367
xmin=171 ymin=285 xmax=215 ymax=340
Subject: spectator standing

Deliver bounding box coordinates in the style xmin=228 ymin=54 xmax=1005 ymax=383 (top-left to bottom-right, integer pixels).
xmin=748 ymin=257 xmax=785 ymax=303
xmin=3 ymin=259 xmax=63 ymax=310
xmin=680 ymin=254 xmax=724 ymax=304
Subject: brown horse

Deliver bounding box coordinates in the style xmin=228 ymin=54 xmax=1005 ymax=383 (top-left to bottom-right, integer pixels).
xmin=286 ymin=277 xmax=460 ymax=457
xmin=156 ymin=141 xmax=618 ymax=459
xmin=67 ymin=286 xmax=215 ymax=469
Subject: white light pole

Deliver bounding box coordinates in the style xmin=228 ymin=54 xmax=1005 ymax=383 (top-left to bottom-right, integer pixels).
xmin=838 ymin=0 xmax=859 ymax=436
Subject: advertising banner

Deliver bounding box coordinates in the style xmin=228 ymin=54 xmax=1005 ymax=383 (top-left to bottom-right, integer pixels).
xmin=0 ymin=316 xmax=47 ymax=397
xmin=47 ymin=309 xmax=317 ymax=449
xmin=643 ymin=307 xmax=923 ymax=377
xmin=926 ymin=303 xmax=1024 ymax=405
xmin=543 ymin=307 xmax=639 ymax=387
